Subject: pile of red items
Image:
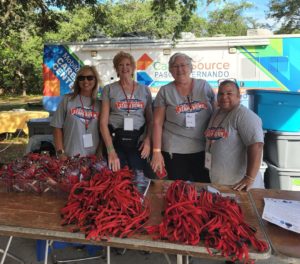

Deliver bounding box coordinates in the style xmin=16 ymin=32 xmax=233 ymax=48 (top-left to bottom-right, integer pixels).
xmin=146 ymin=180 xmax=268 ymax=263
xmin=155 ymin=167 xmax=167 ymax=179
xmin=0 ymin=153 xmax=107 ymax=194
xmin=61 ymin=166 xmax=150 ymax=241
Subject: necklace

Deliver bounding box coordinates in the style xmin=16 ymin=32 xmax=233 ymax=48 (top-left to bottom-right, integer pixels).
xmin=119 ymin=81 xmax=135 ymax=115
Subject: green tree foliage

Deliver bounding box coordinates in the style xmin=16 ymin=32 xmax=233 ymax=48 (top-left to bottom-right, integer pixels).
xmin=99 ymin=0 xmax=181 ymax=38
xmin=183 ymin=16 xmax=208 ymax=37
xmin=151 ymin=0 xmax=197 ymax=39
xmin=0 ymin=0 xmax=255 ymax=95
xmin=0 ymin=0 xmax=98 ymax=38
xmin=268 ymin=0 xmax=300 ymax=33
xmin=206 ymin=2 xmax=252 ymax=36
xmin=45 ymin=9 xmax=95 ymax=42
xmin=0 ymin=12 xmax=43 ymax=95
xmin=0 ymin=0 xmax=98 ymax=95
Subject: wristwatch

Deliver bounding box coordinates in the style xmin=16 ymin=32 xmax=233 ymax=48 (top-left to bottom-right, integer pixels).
xmin=56 ymin=149 xmax=65 ymax=156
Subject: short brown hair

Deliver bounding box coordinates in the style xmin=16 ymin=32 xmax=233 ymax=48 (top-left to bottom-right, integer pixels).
xmin=113 ymin=51 xmax=136 ymax=73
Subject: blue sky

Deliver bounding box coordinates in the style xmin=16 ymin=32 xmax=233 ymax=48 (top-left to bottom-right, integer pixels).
xmin=246 ymin=0 xmax=282 ymax=30
xmin=247 ymin=0 xmax=271 ymax=24
xmin=201 ymin=0 xmax=279 ymax=29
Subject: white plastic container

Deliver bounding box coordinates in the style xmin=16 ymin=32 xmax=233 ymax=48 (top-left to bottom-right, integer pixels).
xmin=265 ymin=162 xmax=300 ymax=191
xmin=264 ymin=131 xmax=300 ymax=169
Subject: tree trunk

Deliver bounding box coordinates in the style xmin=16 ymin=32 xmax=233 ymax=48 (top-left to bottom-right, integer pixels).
xmin=16 ymin=69 xmax=27 ymax=96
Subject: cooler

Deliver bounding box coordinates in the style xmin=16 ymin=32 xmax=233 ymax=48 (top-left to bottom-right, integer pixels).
xmin=247 ymin=89 xmax=300 ymax=132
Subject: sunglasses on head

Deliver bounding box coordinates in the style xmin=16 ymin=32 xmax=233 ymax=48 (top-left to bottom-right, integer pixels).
xmin=218 ymin=78 xmax=239 ymax=88
xmin=78 ymin=75 xmax=95 ymax=81
xmin=218 ymin=78 xmax=237 ymax=85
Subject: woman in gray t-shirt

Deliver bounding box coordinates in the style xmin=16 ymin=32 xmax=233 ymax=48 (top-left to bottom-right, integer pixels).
xmin=50 ymin=65 xmax=102 ymax=158
xmin=100 ymin=51 xmax=152 ymax=173
xmin=151 ymin=53 xmax=215 ymax=182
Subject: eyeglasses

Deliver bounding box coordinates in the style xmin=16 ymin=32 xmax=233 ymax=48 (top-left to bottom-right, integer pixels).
xmin=78 ymin=75 xmax=95 ymax=81
xmin=171 ymin=63 xmax=189 ymax=69
xmin=218 ymin=78 xmax=238 ymax=86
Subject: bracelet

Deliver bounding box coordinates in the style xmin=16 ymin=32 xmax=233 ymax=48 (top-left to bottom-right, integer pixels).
xmin=153 ymin=148 xmax=161 ymax=153
xmin=107 ymin=145 xmax=115 ymax=153
xmin=56 ymin=149 xmax=65 ymax=156
xmin=245 ymin=175 xmax=255 ymax=181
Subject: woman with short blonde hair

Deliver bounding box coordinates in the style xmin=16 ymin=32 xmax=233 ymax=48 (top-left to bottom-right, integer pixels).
xmin=100 ymin=51 xmax=153 ymax=179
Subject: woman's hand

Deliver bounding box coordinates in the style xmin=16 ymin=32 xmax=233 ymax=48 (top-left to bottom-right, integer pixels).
xmin=57 ymin=153 xmax=68 ymax=161
xmin=151 ymin=152 xmax=165 ymax=174
xmin=139 ymin=137 xmax=151 ymax=159
xmin=232 ymin=175 xmax=255 ymax=191
xmin=108 ymin=151 xmax=120 ymax=172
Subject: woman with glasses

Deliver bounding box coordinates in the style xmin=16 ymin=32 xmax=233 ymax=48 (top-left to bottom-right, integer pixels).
xmin=50 ymin=65 xmax=102 ymax=158
xmin=100 ymin=51 xmax=152 ymax=177
xmin=151 ymin=52 xmax=215 ymax=182
xmin=204 ymin=79 xmax=264 ymax=191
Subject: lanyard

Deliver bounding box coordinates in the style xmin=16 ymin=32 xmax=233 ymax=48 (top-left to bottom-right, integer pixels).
xmin=186 ymin=95 xmax=193 ymax=110
xmin=207 ymin=109 xmax=231 ymax=151
xmin=175 ymin=79 xmax=194 ymax=110
xmin=79 ymin=95 xmax=95 ymax=131
xmin=120 ymin=81 xmax=135 ymax=114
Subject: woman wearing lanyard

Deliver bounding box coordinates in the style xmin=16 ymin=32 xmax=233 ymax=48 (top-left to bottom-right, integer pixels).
xmin=204 ymin=79 xmax=264 ymax=191
xmin=151 ymin=52 xmax=215 ymax=182
xmin=100 ymin=51 xmax=152 ymax=174
xmin=51 ymin=65 xmax=102 ymax=158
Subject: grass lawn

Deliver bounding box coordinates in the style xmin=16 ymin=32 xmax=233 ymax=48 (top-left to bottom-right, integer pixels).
xmin=0 ymin=95 xmax=44 ymax=164
xmin=0 ymin=137 xmax=28 ymax=164
xmin=0 ymin=95 xmax=43 ymax=111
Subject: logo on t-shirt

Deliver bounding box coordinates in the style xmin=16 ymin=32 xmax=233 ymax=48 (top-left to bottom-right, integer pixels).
xmin=115 ymin=98 xmax=145 ymax=112
xmin=176 ymin=101 xmax=207 ymax=114
xmin=204 ymin=127 xmax=228 ymax=140
xmin=71 ymin=106 xmax=99 ymax=121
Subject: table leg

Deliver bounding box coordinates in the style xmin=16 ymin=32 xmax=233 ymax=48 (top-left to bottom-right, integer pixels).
xmin=44 ymin=239 xmax=49 ymax=264
xmin=183 ymin=255 xmax=189 ymax=264
xmin=177 ymin=254 xmax=183 ymax=264
xmin=0 ymin=236 xmax=12 ymax=264
xmin=0 ymin=236 xmax=24 ymax=264
xmin=176 ymin=255 xmax=189 ymax=264
xmin=107 ymin=246 xmax=110 ymax=264
xmin=163 ymin=254 xmax=172 ymax=264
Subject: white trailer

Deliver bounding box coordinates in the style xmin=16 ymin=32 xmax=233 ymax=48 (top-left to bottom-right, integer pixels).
xmin=43 ymin=33 xmax=300 ymax=111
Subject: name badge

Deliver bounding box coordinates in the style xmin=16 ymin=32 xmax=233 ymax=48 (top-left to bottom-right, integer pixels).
xmin=186 ymin=112 xmax=195 ymax=128
xmin=124 ymin=116 xmax=134 ymax=131
xmin=83 ymin=133 xmax=93 ymax=148
xmin=205 ymin=152 xmax=212 ymax=170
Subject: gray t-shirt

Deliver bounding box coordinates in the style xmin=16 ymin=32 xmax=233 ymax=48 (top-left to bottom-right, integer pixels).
xmin=50 ymin=94 xmax=101 ymax=157
xmin=154 ymin=79 xmax=215 ymax=154
xmin=101 ymin=82 xmax=152 ymax=130
xmin=205 ymin=105 xmax=264 ymax=185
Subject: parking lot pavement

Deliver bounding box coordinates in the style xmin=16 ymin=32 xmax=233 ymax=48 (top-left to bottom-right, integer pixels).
xmin=0 ymin=236 xmax=292 ymax=264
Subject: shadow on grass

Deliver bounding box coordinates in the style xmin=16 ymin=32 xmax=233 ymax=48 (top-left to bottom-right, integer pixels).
xmin=0 ymin=95 xmax=43 ymax=111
